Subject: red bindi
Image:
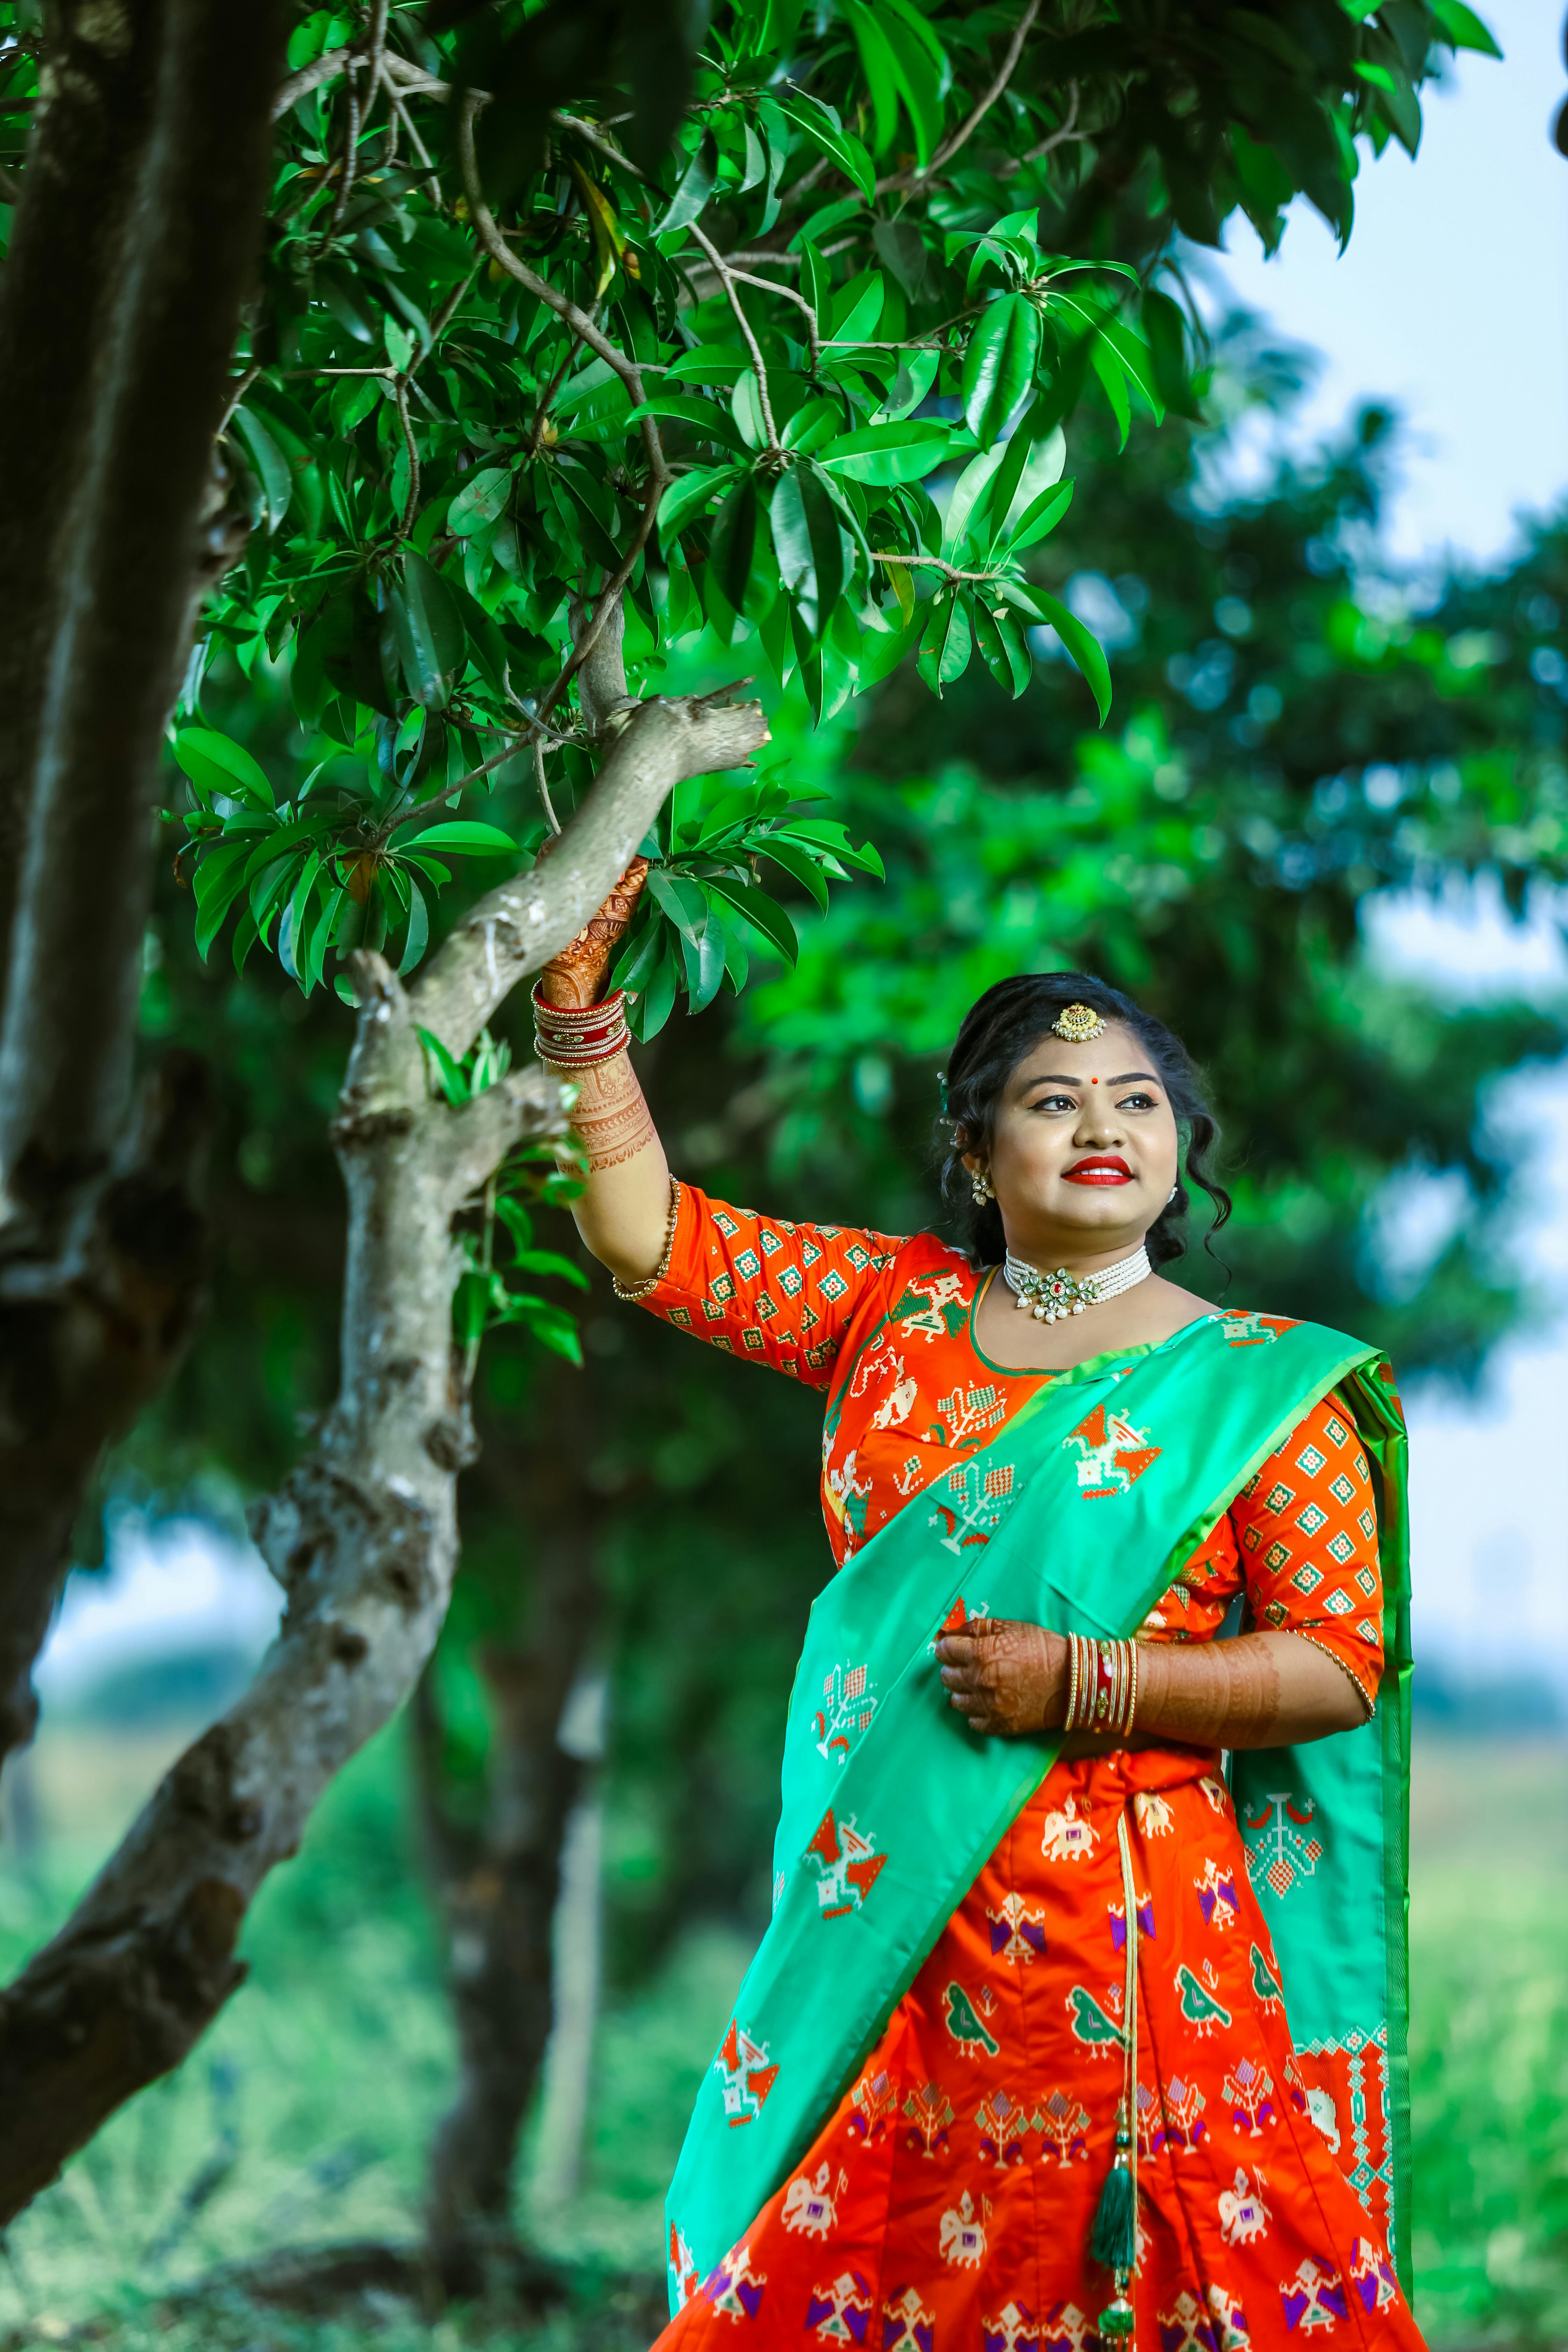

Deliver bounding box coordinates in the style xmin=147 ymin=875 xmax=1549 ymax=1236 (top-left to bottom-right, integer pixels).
xmin=1091 ymin=1077 xmax=1098 ymax=1084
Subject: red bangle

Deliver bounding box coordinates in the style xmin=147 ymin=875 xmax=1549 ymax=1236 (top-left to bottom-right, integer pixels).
xmin=532 ymin=982 xmax=630 ymax=1066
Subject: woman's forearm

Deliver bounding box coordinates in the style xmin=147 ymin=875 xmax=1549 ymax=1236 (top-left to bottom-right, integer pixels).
xmin=561 ymin=1045 xmax=672 ymax=1282
xmin=531 ymin=858 xmax=672 ymax=1284
xmin=935 ymin=1620 xmax=1370 ymax=1747
xmin=1130 ymin=1631 xmax=1367 ymax=1748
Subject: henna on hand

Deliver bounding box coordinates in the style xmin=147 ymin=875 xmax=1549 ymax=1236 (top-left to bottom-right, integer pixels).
xmin=936 ymin=1617 xmax=1068 ymax=1737
xmin=567 ymin=1050 xmax=658 ymax=1173
xmin=537 ymin=855 xmax=650 ymax=1010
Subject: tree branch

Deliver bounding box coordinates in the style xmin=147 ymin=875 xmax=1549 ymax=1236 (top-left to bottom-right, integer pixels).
xmin=273 ymin=44 xmax=352 ymax=118
xmin=727 ymin=266 xmax=820 ymax=374
xmin=685 ymin=224 xmax=781 ymax=443
xmin=874 ymin=551 xmax=1005 ymax=583
xmin=411 ymin=692 xmax=770 ymax=1059
xmin=1003 ymin=83 xmax=1085 ymax=174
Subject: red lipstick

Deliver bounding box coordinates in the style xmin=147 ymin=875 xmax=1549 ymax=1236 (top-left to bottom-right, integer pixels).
xmin=1063 ymin=1155 xmax=1133 ymax=1185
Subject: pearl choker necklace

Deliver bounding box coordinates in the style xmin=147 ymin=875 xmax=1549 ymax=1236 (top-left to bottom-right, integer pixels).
xmin=1003 ymin=1243 xmax=1152 ymax=1324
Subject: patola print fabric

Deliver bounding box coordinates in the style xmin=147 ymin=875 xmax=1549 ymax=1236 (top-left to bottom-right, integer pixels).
xmin=635 ymin=1188 xmax=1419 ymax=2352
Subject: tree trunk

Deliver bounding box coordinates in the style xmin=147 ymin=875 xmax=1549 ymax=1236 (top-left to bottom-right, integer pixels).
xmin=417 ymin=1386 xmax=609 ymax=2282
xmin=0 ymin=0 xmax=288 ymax=1771
xmin=0 ymin=656 xmax=768 ymax=2218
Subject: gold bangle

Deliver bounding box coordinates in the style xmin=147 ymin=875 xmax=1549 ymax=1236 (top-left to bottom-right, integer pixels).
xmin=1124 ymin=1639 xmax=1140 ymax=1736
xmin=612 ymin=1175 xmax=681 ymax=1303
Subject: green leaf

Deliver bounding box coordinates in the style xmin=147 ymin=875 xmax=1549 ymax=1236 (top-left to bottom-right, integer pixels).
xmin=817 ymin=418 xmax=950 ymax=485
xmin=397 ymin=821 xmax=518 ymax=855
xmin=774 ymin=93 xmax=874 ymax=202
xmin=1004 ymin=478 xmax=1074 ymax=555
xmin=707 ymin=473 xmax=761 ymax=616
xmin=1004 ymin=583 xmax=1112 ymax=721
xmin=417 ymin=1026 xmax=469 ymax=1106
xmin=730 ymin=370 xmax=769 ymax=453
xmin=770 ymin=462 xmax=845 ymax=625
xmin=973 ymin=602 xmax=1031 ymax=698
xmin=983 ymin=411 xmax=1067 ymax=550
xmin=875 ymin=348 xmax=940 ymax=421
xmin=448 ymin=466 xmax=512 ymax=536
xmin=232 ymin=406 xmax=292 ymax=533
xmin=609 ymin=913 xmax=667 ymax=999
xmin=397 ymin=878 xmax=429 ymax=975
xmin=308 ymin=886 xmax=346 ymax=991
xmin=782 ymin=397 xmax=842 ymax=453
xmin=494 ymin=1195 xmax=535 ymax=1253
xmin=191 ymin=839 xmax=253 ymax=959
xmin=315 ymin=262 xmax=378 ymax=344
xmin=759 ymin=835 xmax=830 ymax=910
xmin=962 ymin=294 xmax=1041 ymax=449
xmin=648 ymin=868 xmax=708 ymax=940
xmin=390 ymin=552 xmax=465 ymax=710
xmin=845 ymin=0 xmax=946 ymax=164
xmin=827 ymin=270 xmax=885 ymax=346
xmin=1089 ymin=336 xmax=1132 ymax=448
xmin=840 ymin=0 xmax=902 ymax=157
xmin=917 ymin=589 xmax=973 ymax=695
xmin=635 ymin=941 xmax=680 ymax=1038
xmin=505 ymin=1294 xmax=584 ymax=1364
xmin=664 ymin=343 xmax=751 ymax=385
xmin=510 ymin=1248 xmax=592 ymax=1291
xmin=241 ymin=816 xmax=328 ymax=883
xmin=655 ymin=132 xmax=718 ymax=235
xmin=658 ymin=463 xmax=744 ymax=545
xmin=704 ymin=874 xmax=799 ymax=964
xmin=626 ymin=394 xmax=747 ymax=452
xmin=1429 ymin=0 xmax=1501 ymax=55
xmin=680 ymin=912 xmax=727 ymax=1014
xmin=175 ymin=728 xmax=275 ymax=810
xmin=942 ymin=445 xmax=1008 ymax=559
xmin=718 ymin=905 xmax=749 ymax=993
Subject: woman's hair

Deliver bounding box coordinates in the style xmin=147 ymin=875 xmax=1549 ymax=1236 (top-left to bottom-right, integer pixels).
xmin=939 ymin=972 xmax=1231 ymax=1272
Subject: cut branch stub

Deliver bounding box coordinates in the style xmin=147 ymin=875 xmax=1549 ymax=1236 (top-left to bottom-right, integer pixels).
xmin=568 ymin=586 xmax=636 ymax=741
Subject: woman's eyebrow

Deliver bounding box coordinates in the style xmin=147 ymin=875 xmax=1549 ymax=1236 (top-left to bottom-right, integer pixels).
xmin=1020 ymin=1069 xmax=1162 ymax=1088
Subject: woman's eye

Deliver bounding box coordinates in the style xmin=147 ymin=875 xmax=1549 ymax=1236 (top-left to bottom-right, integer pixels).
xmin=1117 ymin=1092 xmax=1157 ymax=1110
xmin=1035 ymin=1093 xmax=1076 ymax=1112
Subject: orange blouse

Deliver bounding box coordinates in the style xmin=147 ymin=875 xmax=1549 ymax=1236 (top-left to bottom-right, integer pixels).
xmin=630 ymin=1183 xmax=1384 ymax=1709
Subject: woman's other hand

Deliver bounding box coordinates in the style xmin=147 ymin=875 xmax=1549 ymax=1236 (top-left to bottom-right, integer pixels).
xmin=937 ymin=1617 xmax=1066 ymax=1736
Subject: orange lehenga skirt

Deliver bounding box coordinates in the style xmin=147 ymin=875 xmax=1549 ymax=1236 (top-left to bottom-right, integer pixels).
xmin=655 ymin=1746 xmax=1423 ymax=2352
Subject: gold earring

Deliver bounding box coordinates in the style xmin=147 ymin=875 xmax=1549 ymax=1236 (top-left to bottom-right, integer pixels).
xmin=971 ymin=1166 xmax=995 ymax=1205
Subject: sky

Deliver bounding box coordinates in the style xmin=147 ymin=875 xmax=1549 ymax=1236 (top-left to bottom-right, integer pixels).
xmin=1212 ymin=0 xmax=1568 ymax=568
xmin=33 ymin=2 xmax=1568 ymax=1717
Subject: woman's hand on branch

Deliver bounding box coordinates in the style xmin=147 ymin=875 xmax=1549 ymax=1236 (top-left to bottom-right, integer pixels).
xmin=937 ymin=1617 xmax=1066 ymax=1736
xmin=537 ymin=854 xmax=650 ymax=1009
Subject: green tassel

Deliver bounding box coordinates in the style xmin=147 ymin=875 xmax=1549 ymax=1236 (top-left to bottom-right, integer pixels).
xmin=1091 ymin=2155 xmax=1138 ymax=2272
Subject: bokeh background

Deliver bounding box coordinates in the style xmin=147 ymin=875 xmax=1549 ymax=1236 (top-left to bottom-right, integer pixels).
xmin=3 ymin=5 xmax=1567 ymax=2346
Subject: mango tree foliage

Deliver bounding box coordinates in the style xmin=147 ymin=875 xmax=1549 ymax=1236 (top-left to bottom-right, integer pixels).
xmin=129 ymin=0 xmax=1498 ymax=1039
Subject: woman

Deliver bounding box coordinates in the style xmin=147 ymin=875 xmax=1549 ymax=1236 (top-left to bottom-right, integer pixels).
xmin=535 ymin=877 xmax=1418 ymax=2352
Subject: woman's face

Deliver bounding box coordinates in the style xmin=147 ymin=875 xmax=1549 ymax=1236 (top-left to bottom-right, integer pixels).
xmin=962 ymin=1018 xmax=1182 ymax=1264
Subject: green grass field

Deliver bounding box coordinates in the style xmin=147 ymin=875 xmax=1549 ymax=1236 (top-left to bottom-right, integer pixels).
xmin=0 ymin=1722 xmax=1562 ymax=2349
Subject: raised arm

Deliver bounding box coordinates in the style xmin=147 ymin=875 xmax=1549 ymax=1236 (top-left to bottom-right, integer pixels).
xmin=533 ymin=861 xmax=671 ymax=1286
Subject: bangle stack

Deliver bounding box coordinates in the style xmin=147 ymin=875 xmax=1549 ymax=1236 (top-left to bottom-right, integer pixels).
xmin=532 ymin=982 xmax=630 ymax=1069
xmin=1063 ymin=1633 xmax=1140 ymax=1740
